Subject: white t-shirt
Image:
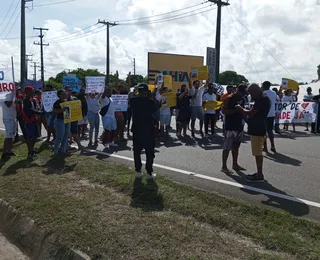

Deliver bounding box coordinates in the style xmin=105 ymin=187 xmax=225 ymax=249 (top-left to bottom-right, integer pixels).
xmin=156 ymin=90 xmax=171 ymax=115
xmin=101 ymin=97 xmax=115 ymax=118
xmin=2 ymin=100 xmax=16 ymax=120
xmin=203 ymin=92 xmax=217 ymax=114
xmin=190 ymin=86 xmax=204 ymax=107
xmin=86 ymin=96 xmax=100 ymax=113
xmin=303 ymin=94 xmax=314 ymax=101
xmin=282 ymin=95 xmax=295 ymax=102
xmin=264 ymin=90 xmax=277 ymax=118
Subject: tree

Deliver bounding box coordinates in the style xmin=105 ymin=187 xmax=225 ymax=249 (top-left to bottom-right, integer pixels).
xmin=219 ymin=70 xmax=249 ymax=85
xmin=317 ymin=65 xmax=320 ymax=79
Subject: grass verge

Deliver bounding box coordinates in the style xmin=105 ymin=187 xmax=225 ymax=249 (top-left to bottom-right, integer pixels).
xmin=0 ymin=136 xmax=320 ymax=259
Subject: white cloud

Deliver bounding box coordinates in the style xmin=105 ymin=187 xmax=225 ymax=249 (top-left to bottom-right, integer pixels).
xmin=0 ymin=0 xmax=320 ymax=84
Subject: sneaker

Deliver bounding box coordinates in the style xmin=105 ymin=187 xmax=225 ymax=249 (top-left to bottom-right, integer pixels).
xmin=7 ymin=152 xmax=17 ymax=157
xmin=28 ymin=152 xmax=36 ymax=158
xmin=146 ymin=173 xmax=153 ymax=181
xmin=246 ymin=173 xmax=265 ymax=183
xmin=200 ymin=131 xmax=204 ymax=137
xmin=1 ymin=154 xmax=10 ymax=160
xmin=109 ymin=142 xmax=118 ymax=147
xmin=135 ymin=172 xmax=142 ymax=178
xmin=104 ymin=143 xmax=110 ymax=149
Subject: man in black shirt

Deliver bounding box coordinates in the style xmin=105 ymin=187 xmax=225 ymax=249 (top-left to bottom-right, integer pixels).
xmin=236 ymin=83 xmax=271 ymax=182
xmin=221 ymin=84 xmax=247 ymax=174
xmin=130 ymin=83 xmax=158 ymax=180
xmin=312 ymin=89 xmax=320 ymax=133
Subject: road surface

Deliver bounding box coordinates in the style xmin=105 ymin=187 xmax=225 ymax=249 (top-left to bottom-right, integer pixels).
xmin=1 ymin=109 xmax=320 ymax=220
xmin=0 ymin=233 xmax=29 ymax=260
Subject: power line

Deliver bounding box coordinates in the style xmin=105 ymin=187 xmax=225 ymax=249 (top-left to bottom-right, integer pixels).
xmin=0 ymin=0 xmax=21 ymax=38
xmin=33 ymin=0 xmax=76 ymax=7
xmin=3 ymin=10 xmax=21 ymax=40
xmin=46 ymin=23 xmax=98 ymax=41
xmin=115 ymin=2 xmax=208 ymax=23
xmin=226 ymin=7 xmax=261 ymax=82
xmin=227 ymin=7 xmax=296 ymax=80
xmin=0 ymin=0 xmax=16 ymax=28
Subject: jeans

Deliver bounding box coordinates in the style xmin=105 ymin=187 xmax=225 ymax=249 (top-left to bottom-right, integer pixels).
xmin=88 ymin=111 xmax=100 ymax=142
xmin=204 ymin=113 xmax=215 ymax=135
xmin=54 ymin=119 xmax=71 ymax=154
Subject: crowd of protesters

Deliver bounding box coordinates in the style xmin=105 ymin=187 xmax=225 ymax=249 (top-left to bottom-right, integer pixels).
xmin=1 ymin=72 xmax=320 ymax=182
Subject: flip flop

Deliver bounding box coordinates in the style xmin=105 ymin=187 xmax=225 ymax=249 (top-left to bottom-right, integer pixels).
xmin=233 ymin=166 xmax=246 ymax=172
xmin=221 ymin=168 xmax=233 ymax=174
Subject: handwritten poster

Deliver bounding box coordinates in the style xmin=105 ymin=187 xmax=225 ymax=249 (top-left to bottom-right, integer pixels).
xmin=191 ymin=66 xmax=209 ymax=80
xmin=0 ymin=68 xmax=15 ymax=102
xmin=42 ymin=91 xmax=58 ymax=112
xmin=85 ymin=76 xmax=105 ymax=93
xmin=163 ymin=75 xmax=173 ymax=89
xmin=63 ymin=75 xmax=82 ymax=92
xmin=204 ymin=100 xmax=223 ymax=111
xmin=112 ymin=95 xmax=128 ymax=111
xmin=60 ymin=100 xmax=83 ymax=123
xmin=161 ymin=92 xmax=176 ymax=108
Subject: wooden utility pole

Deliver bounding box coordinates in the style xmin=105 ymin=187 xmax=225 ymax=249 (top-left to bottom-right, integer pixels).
xmin=208 ymin=0 xmax=230 ymax=83
xmin=97 ymin=20 xmax=118 ymax=85
xmin=34 ymin=27 xmax=49 ymax=83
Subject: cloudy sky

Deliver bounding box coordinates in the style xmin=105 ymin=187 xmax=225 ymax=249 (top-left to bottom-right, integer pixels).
xmin=0 ymin=0 xmax=319 ymax=84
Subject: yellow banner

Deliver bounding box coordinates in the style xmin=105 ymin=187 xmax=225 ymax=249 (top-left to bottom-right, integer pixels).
xmin=163 ymin=75 xmax=173 ymax=89
xmin=191 ymin=66 xmax=209 ymax=80
xmin=281 ymin=78 xmax=299 ymax=91
xmin=161 ymin=92 xmax=177 ymax=108
xmin=60 ymin=100 xmax=83 ymax=123
xmin=204 ymin=100 xmax=223 ymax=110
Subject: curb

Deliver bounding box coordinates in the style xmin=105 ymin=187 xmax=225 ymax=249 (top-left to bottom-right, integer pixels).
xmin=0 ymin=199 xmax=90 ymax=260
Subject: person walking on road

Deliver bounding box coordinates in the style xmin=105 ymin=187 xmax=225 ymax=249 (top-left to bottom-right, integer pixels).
xmin=130 ymin=83 xmax=158 ymax=180
xmin=221 ymin=84 xmax=247 ymax=174
xmin=262 ymin=81 xmax=277 ymax=153
xmin=203 ymin=83 xmax=217 ymax=136
xmin=236 ymin=84 xmax=271 ymax=182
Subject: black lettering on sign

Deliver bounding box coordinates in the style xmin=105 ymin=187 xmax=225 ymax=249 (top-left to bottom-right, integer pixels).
xmin=0 ymin=71 xmax=4 ymax=80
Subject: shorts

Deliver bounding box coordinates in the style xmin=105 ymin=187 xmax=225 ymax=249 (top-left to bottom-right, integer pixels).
xmin=160 ymin=114 xmax=171 ymax=126
xmin=45 ymin=113 xmax=55 ymax=128
xmin=266 ymin=117 xmax=275 ymax=131
xmin=78 ymin=116 xmax=88 ymax=125
xmin=3 ymin=119 xmax=16 ymax=138
xmin=25 ymin=122 xmax=39 ymax=138
xmin=250 ymin=136 xmax=266 ymax=156
xmin=70 ymin=121 xmax=78 ymax=134
xmin=191 ymin=106 xmax=204 ymax=121
xmin=102 ymin=116 xmax=117 ymax=131
xmin=223 ymin=131 xmax=244 ymax=150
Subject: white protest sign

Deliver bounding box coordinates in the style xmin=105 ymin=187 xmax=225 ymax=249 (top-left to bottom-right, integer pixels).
xmin=85 ymin=76 xmax=105 ymax=93
xmin=112 ymin=95 xmax=128 ymax=112
xmin=42 ymin=91 xmax=58 ymax=112
xmin=0 ymin=69 xmax=15 ymax=102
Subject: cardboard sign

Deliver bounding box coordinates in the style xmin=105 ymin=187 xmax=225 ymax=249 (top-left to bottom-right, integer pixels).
xmin=0 ymin=69 xmax=15 ymax=102
xmin=85 ymin=76 xmax=105 ymax=93
xmin=60 ymin=100 xmax=83 ymax=123
xmin=63 ymin=75 xmax=82 ymax=92
xmin=112 ymin=95 xmax=128 ymax=112
xmin=23 ymin=79 xmax=43 ymax=90
xmin=163 ymin=75 xmax=173 ymax=89
xmin=204 ymin=100 xmax=223 ymax=111
xmin=281 ymin=78 xmax=299 ymax=91
xmin=42 ymin=91 xmax=58 ymax=112
xmin=161 ymin=92 xmax=177 ymax=108
xmin=191 ymin=66 xmax=209 ymax=80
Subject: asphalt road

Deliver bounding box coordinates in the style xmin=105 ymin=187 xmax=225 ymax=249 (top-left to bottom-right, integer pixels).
xmin=1 ymin=109 xmax=320 ymax=220
xmin=0 ymin=233 xmax=29 ymax=260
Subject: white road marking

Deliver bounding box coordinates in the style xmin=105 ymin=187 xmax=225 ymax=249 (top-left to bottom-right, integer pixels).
xmin=2 ymin=127 xmax=320 ymax=209
xmin=86 ymin=149 xmax=320 ymax=209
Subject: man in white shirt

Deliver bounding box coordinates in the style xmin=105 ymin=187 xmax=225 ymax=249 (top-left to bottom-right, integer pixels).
xmin=101 ymin=88 xmax=118 ymax=149
xmin=157 ymin=87 xmax=171 ymax=136
xmin=189 ymin=79 xmax=204 ymax=137
xmin=303 ymin=87 xmax=315 ymax=132
xmin=1 ymin=94 xmax=17 ymax=159
xmin=262 ymin=81 xmax=277 ymax=152
xmin=202 ymin=83 xmax=217 ymax=136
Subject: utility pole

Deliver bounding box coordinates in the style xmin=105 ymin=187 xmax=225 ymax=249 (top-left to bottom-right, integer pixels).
xmin=97 ymin=20 xmax=118 ymax=85
xmin=11 ymin=56 xmax=15 ymax=83
xmin=34 ymin=27 xmax=49 ymax=83
xmin=208 ymin=0 xmax=230 ymax=83
xmin=133 ymin=58 xmax=136 ymax=75
xmin=25 ymin=54 xmax=32 ymax=79
xmin=30 ymin=62 xmax=40 ymax=80
xmin=20 ymin=0 xmax=33 ymax=86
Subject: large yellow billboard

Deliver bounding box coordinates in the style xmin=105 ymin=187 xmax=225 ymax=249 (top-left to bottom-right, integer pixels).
xmin=148 ymin=52 xmax=204 ymax=91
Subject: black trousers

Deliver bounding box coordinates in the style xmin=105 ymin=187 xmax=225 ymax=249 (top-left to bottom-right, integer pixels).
xmin=17 ymin=116 xmax=27 ymax=140
xmin=133 ymin=136 xmax=155 ymax=175
xmin=204 ymin=114 xmax=215 ymax=135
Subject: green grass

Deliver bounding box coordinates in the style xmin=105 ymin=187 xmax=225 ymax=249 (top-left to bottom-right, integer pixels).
xmin=0 ymin=136 xmax=319 ymax=259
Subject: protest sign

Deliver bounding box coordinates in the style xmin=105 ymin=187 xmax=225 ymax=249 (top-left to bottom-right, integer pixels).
xmin=23 ymin=79 xmax=43 ymax=90
xmin=204 ymin=100 xmax=223 ymax=111
xmin=85 ymin=76 xmax=105 ymax=93
xmin=148 ymin=84 xmax=155 ymax=92
xmin=0 ymin=69 xmax=15 ymax=102
xmin=191 ymin=66 xmax=209 ymax=80
xmin=63 ymin=75 xmax=82 ymax=92
xmin=161 ymin=92 xmax=177 ymax=108
xmin=42 ymin=91 xmax=58 ymax=112
xmin=281 ymin=78 xmax=299 ymax=91
xmin=163 ymin=75 xmax=173 ymax=89
xmin=112 ymin=95 xmax=128 ymax=112
xmin=60 ymin=100 xmax=83 ymax=123
xmin=157 ymin=73 xmax=164 ymax=86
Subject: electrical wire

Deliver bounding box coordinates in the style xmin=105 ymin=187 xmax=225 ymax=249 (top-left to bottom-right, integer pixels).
xmin=33 ymin=0 xmax=76 ymax=7
xmin=0 ymin=0 xmax=15 ymax=28
xmin=46 ymin=23 xmax=98 ymax=41
xmin=119 ymin=6 xmax=216 ymax=26
xmin=115 ymin=1 xmax=208 ymax=23
xmin=227 ymin=7 xmax=261 ymax=82
xmin=3 ymin=11 xmax=21 ymax=40
xmin=227 ymin=7 xmax=296 ymax=80
xmin=0 ymin=0 xmax=21 ymax=38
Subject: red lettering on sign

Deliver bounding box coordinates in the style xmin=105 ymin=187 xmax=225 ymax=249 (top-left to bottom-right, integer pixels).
xmin=299 ymin=112 xmax=304 ymax=119
xmin=0 ymin=82 xmax=15 ymax=92
xmin=280 ymin=111 xmax=291 ymax=119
